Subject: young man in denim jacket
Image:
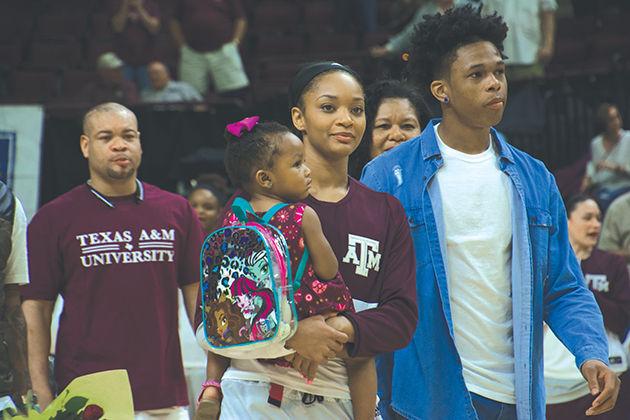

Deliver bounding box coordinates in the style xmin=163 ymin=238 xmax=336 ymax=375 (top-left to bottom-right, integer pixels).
xmin=362 ymin=6 xmax=620 ymax=420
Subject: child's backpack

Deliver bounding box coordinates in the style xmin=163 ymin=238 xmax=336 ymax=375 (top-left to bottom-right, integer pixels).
xmin=198 ymin=198 xmax=309 ymax=359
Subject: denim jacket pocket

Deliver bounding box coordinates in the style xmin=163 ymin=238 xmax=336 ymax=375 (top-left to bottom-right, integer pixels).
xmin=527 ymin=207 xmax=553 ymax=280
xmin=407 ymin=208 xmax=424 ymax=231
xmin=406 ymin=207 xmax=432 ymax=267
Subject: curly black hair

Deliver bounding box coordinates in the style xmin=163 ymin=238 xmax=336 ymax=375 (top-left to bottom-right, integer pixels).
xmin=406 ymin=4 xmax=508 ymax=98
xmin=349 ymin=79 xmax=429 ymax=178
xmin=224 ymin=121 xmax=292 ymax=189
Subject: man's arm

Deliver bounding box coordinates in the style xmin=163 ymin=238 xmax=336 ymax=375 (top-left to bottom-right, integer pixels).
xmin=181 ymin=282 xmax=199 ymax=329
xmin=169 ymin=19 xmax=186 ymax=48
xmin=3 ymin=285 xmax=30 ymax=397
xmin=133 ymin=0 xmax=160 ymax=34
xmin=543 ymin=178 xmax=619 ymax=415
xmin=537 ymin=9 xmax=555 ymax=63
xmin=21 ymin=299 xmax=54 ymax=410
xmin=111 ymin=0 xmax=131 ymax=33
xmin=232 ymin=18 xmax=246 ymax=46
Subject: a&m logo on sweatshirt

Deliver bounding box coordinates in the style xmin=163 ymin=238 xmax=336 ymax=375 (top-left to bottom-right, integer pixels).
xmin=343 ymin=234 xmax=381 ymax=277
xmin=76 ymin=228 xmax=175 ymax=268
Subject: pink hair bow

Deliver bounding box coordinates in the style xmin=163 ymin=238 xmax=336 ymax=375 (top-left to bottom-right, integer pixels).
xmin=226 ymin=116 xmax=260 ymax=137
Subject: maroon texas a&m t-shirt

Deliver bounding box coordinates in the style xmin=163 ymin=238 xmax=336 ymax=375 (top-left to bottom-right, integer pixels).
xmin=22 ymin=182 xmax=205 ymax=410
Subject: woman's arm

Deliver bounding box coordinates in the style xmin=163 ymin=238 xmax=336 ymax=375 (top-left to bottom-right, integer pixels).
xmin=301 ymin=206 xmax=338 ymax=280
xmin=590 ymin=254 xmax=630 ymax=337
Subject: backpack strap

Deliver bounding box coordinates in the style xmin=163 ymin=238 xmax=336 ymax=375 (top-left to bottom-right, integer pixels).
xmin=293 ymin=247 xmax=309 ymax=289
xmin=232 ymin=197 xmax=257 ymax=223
xmin=262 ymin=203 xmax=288 ymax=223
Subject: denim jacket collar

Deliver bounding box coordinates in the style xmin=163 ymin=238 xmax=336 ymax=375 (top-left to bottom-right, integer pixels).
xmin=421 ymin=118 xmax=516 ymax=164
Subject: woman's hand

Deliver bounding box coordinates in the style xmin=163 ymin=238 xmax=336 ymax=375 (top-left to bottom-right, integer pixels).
xmin=285 ymin=315 xmax=348 ymax=364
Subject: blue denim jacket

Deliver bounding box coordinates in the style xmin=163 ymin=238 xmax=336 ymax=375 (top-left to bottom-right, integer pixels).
xmin=361 ymin=120 xmax=609 ymax=420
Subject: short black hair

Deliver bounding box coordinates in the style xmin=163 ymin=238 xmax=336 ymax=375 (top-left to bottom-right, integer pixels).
xmin=406 ymin=5 xmax=508 ymax=97
xmin=565 ymin=193 xmax=597 ymax=216
xmin=224 ymin=121 xmax=292 ymax=189
xmin=349 ymin=79 xmax=429 ymax=178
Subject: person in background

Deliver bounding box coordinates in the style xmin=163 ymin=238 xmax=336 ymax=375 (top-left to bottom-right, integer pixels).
xmin=21 ymin=103 xmax=204 ymax=419
xmin=81 ymin=52 xmax=139 ymax=105
xmin=187 ymin=182 xmax=226 ymax=233
xmin=169 ymin=0 xmax=249 ymax=97
xmin=349 ymin=79 xmax=427 ymax=178
xmin=0 ymin=182 xmax=30 ymax=415
xmin=598 ymin=189 xmax=630 ymax=262
xmin=178 ymin=180 xmax=225 ymax=419
xmin=110 ymin=0 xmax=161 ymax=91
xmin=480 ymin=0 xmax=557 ymax=80
xmin=141 ymin=61 xmax=203 ymax=103
xmin=545 ymin=194 xmax=630 ymax=419
xmin=370 ymin=0 xmax=456 ymax=58
xmin=581 ymin=103 xmax=630 ymax=212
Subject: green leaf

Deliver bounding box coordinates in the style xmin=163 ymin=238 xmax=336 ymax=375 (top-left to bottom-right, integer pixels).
xmin=64 ymin=396 xmax=88 ymax=413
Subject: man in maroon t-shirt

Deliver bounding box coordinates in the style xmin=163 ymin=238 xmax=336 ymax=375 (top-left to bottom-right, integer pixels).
xmin=21 ymin=103 xmax=205 ymax=417
xmin=169 ymin=0 xmax=249 ymax=96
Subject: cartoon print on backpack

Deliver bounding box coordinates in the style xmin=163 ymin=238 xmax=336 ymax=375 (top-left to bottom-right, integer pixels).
xmin=201 ymin=227 xmax=279 ymax=347
xmin=205 ymin=294 xmax=248 ymax=344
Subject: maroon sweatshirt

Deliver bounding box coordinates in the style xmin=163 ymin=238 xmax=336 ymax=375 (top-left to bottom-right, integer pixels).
xmin=582 ymin=248 xmax=630 ymax=338
xmin=196 ymin=178 xmax=418 ymax=358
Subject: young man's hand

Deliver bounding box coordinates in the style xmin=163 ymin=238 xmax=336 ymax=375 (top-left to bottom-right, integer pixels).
xmin=580 ymin=359 xmax=621 ymax=416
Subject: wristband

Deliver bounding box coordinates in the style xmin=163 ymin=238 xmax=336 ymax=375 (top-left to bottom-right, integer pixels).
xmin=201 ymin=379 xmax=221 ymax=391
xmin=198 ymin=379 xmax=222 ymax=403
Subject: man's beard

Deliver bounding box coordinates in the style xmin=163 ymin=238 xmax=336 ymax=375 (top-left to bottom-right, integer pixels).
xmin=105 ymin=165 xmax=136 ymax=180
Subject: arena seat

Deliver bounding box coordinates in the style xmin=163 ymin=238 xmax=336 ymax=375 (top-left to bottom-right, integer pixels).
xmin=25 ymin=40 xmax=83 ymax=70
xmin=60 ymin=69 xmax=99 ymax=100
xmin=255 ymin=34 xmax=305 ymax=56
xmin=303 ymin=1 xmax=335 ymax=31
xmin=9 ymin=71 xmax=58 ymax=103
xmin=308 ymin=32 xmax=358 ymax=54
xmin=34 ymin=14 xmax=88 ymax=41
xmin=89 ymin=13 xmax=115 ymax=41
xmin=250 ymin=0 xmax=301 ymax=34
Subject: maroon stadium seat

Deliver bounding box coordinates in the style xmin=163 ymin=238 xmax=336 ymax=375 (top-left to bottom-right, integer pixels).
xmin=9 ymin=71 xmax=58 ymax=103
xmin=34 ymin=14 xmax=88 ymax=41
xmin=251 ymin=1 xmax=301 ymax=33
xmin=25 ymin=40 xmax=83 ymax=70
xmin=256 ymin=34 xmax=305 ymax=56
xmin=89 ymin=13 xmax=114 ymax=40
xmin=303 ymin=1 xmax=335 ymax=31
xmin=308 ymin=32 xmax=358 ymax=54
xmin=60 ymin=69 xmax=99 ymax=100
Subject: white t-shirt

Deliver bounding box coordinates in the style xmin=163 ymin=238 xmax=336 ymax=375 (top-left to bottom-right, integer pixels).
xmin=543 ymin=326 xmax=591 ymax=403
xmin=5 ymin=198 xmax=29 ymax=286
xmin=435 ymin=124 xmax=515 ymax=403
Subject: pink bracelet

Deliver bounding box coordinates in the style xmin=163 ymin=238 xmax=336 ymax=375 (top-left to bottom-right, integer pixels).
xmin=201 ymin=379 xmax=221 ymax=390
xmin=197 ymin=380 xmax=222 ymax=403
